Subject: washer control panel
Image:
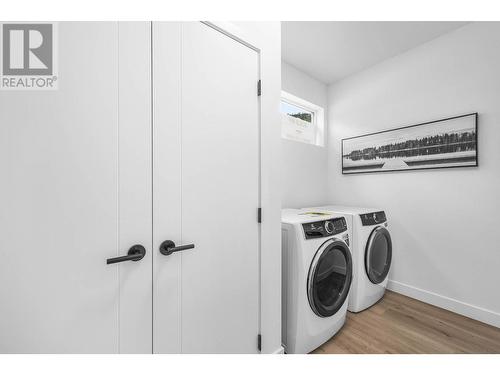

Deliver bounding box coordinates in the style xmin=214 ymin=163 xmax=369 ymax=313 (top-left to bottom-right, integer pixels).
xmin=303 ymin=217 xmax=347 ymax=239
xmin=360 ymin=211 xmax=386 ymax=226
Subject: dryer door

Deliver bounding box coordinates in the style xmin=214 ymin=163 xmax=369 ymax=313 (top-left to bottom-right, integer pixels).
xmin=307 ymin=239 xmax=353 ymax=317
xmin=365 ymin=226 xmax=392 ymax=284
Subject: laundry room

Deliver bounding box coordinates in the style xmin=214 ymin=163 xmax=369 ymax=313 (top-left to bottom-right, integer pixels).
xmin=280 ymin=21 xmax=500 ymax=354
xmin=1 ymin=1 xmax=500 ymax=374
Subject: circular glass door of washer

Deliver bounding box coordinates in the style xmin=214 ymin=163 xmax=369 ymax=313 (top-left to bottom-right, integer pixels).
xmin=308 ymin=241 xmax=352 ymax=317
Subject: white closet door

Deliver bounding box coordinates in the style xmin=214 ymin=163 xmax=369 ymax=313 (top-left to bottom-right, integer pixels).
xmin=0 ymin=22 xmax=152 ymax=353
xmin=153 ymin=22 xmax=261 ymax=353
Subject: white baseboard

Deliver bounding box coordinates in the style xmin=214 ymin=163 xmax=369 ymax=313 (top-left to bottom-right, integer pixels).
xmin=387 ymin=279 xmax=500 ymax=329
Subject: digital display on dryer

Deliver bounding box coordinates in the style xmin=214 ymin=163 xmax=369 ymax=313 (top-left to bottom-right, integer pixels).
xmin=360 ymin=211 xmax=386 ymax=226
xmin=332 ymin=218 xmax=347 ymax=232
xmin=302 ymin=218 xmax=347 ymax=239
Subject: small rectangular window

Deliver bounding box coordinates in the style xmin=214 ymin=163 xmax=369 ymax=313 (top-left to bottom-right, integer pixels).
xmin=281 ymin=91 xmax=324 ymax=146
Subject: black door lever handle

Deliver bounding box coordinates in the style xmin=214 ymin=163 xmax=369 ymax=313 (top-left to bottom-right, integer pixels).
xmin=159 ymin=240 xmax=195 ymax=256
xmin=107 ymin=245 xmax=146 ymax=264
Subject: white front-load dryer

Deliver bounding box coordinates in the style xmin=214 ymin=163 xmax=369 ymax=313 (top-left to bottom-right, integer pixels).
xmin=282 ymin=209 xmax=353 ymax=354
xmin=304 ymin=206 xmax=392 ymax=313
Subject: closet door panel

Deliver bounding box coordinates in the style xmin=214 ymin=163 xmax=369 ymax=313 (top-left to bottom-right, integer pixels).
xmin=153 ymin=22 xmax=260 ymax=353
xmin=0 ymin=22 xmax=152 ymax=353
xmin=180 ymin=22 xmax=260 ymax=353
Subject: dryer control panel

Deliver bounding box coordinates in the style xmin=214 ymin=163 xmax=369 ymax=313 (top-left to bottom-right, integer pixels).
xmin=302 ymin=217 xmax=347 ymax=239
xmin=360 ymin=211 xmax=387 ymax=226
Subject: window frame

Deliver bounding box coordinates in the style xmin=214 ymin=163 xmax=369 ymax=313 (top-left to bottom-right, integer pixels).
xmin=280 ymin=90 xmax=325 ymax=147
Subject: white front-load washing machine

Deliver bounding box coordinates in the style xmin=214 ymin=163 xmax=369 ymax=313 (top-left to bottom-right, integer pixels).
xmin=281 ymin=209 xmax=353 ymax=354
xmin=304 ymin=206 xmax=392 ymax=313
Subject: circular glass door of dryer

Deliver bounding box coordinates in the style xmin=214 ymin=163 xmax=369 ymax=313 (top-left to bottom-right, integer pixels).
xmin=365 ymin=226 xmax=392 ymax=284
xmin=308 ymin=240 xmax=352 ymax=317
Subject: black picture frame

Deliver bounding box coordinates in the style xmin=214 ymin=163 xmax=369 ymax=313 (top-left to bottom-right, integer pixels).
xmin=341 ymin=113 xmax=478 ymax=175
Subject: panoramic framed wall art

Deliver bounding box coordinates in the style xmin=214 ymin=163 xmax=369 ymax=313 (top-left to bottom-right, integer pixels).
xmin=341 ymin=113 xmax=478 ymax=174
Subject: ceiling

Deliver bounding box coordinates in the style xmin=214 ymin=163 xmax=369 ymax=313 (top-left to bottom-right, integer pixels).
xmin=282 ymin=22 xmax=469 ymax=84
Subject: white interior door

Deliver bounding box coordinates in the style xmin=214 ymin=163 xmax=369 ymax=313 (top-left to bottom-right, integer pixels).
xmin=153 ymin=22 xmax=261 ymax=353
xmin=0 ymin=22 xmax=152 ymax=353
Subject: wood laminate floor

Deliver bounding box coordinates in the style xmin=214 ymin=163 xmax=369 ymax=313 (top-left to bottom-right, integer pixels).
xmin=313 ymin=290 xmax=500 ymax=354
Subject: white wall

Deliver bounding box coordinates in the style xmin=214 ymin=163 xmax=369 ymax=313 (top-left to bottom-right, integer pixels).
xmin=327 ymin=22 xmax=500 ymax=327
xmin=281 ymin=62 xmax=329 ymax=208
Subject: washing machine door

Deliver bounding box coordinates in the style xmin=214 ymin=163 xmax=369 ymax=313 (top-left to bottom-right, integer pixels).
xmin=365 ymin=226 xmax=392 ymax=284
xmin=307 ymin=239 xmax=353 ymax=317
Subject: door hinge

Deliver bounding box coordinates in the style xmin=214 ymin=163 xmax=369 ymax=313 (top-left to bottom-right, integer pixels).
xmin=257 ymin=207 xmax=262 ymax=223
xmin=257 ymin=80 xmax=261 ymax=96
xmin=257 ymin=334 xmax=262 ymax=352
